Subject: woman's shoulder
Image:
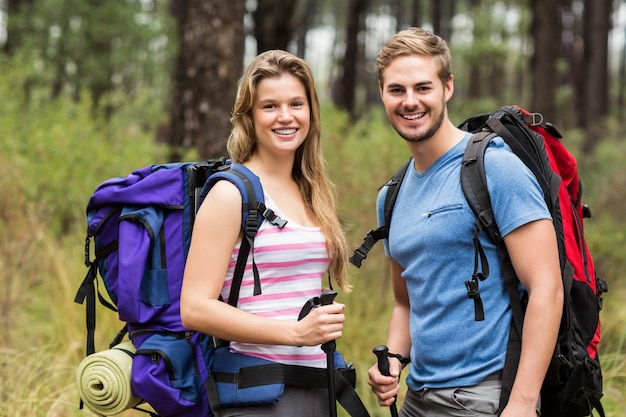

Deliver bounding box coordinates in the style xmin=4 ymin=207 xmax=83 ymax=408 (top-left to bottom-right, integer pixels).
xmin=196 ymin=179 xmax=243 ymax=221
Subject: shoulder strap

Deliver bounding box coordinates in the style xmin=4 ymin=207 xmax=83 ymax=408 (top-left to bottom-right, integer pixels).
xmin=200 ymin=164 xmax=287 ymax=305
xmin=461 ymin=131 xmax=501 ymax=243
xmin=349 ymin=160 xmax=411 ymax=268
xmin=460 ymin=130 xmax=528 ymax=412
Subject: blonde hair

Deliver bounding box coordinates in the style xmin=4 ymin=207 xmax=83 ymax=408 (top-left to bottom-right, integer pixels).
xmin=227 ymin=50 xmax=350 ymax=291
xmin=377 ymin=27 xmax=453 ymax=88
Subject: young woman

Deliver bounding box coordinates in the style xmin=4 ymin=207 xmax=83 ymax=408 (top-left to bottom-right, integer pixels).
xmin=181 ymin=50 xmax=350 ymax=416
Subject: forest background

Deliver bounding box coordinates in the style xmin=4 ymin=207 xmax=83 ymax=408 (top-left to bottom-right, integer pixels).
xmin=1 ymin=0 xmax=625 ymax=416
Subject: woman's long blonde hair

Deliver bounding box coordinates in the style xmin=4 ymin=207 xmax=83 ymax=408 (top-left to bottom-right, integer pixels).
xmin=227 ymin=50 xmax=350 ymax=291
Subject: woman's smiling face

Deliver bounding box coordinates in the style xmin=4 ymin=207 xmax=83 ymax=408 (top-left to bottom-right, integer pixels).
xmin=251 ymin=74 xmax=310 ymax=158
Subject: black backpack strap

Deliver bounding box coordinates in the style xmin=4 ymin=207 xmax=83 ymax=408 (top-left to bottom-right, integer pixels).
xmin=227 ymin=167 xmax=265 ymax=297
xmin=460 ymin=132 xmax=501 ymax=322
xmin=349 ymin=160 xmax=411 ymax=268
xmin=75 ymin=238 xmax=119 ymax=356
xmin=461 ymin=131 xmax=500 ymax=242
xmin=211 ymin=363 xmax=369 ymax=416
xmin=227 ymin=237 xmax=252 ymax=308
xmin=460 ymin=130 xmax=529 ymax=411
xmin=204 ymin=166 xmax=287 ymax=304
xmin=495 ymin=245 xmax=525 ymax=413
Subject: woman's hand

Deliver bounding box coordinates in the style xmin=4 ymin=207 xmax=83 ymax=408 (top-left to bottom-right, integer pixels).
xmin=294 ymin=302 xmax=345 ymax=346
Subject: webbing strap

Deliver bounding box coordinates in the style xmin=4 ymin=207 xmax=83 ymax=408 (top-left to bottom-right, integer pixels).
xmin=211 ymin=364 xmax=369 ymax=417
xmin=227 ymin=237 xmax=251 ymax=307
xmin=226 ymin=167 xmax=286 ymax=297
xmin=227 ymin=168 xmax=263 ymax=297
xmin=349 ymin=160 xmax=411 ymax=268
xmin=349 ymin=227 xmax=387 ymax=267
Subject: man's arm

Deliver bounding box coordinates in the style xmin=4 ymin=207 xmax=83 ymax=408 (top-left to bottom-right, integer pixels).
xmin=501 ymin=218 xmax=563 ymax=416
xmin=368 ymin=259 xmax=412 ymax=406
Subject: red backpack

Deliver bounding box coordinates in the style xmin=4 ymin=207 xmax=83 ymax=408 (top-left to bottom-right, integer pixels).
xmin=458 ymin=106 xmax=607 ymax=416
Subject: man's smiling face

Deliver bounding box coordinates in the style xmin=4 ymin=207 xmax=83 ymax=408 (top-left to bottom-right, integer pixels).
xmin=379 ymin=54 xmax=453 ymax=144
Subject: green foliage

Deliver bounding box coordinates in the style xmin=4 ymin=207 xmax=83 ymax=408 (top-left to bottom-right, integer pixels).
xmin=0 ymin=56 xmax=170 ymax=237
xmin=9 ymin=0 xmax=176 ymax=109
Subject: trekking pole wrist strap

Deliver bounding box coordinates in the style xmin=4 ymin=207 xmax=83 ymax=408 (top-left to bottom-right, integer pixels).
xmin=387 ymin=352 xmax=411 ymax=368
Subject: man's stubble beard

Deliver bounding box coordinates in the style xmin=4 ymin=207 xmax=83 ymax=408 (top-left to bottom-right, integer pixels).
xmin=393 ymin=99 xmax=447 ymax=144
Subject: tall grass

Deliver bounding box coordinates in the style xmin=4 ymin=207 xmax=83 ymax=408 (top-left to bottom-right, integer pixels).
xmin=1 ymin=63 xmax=625 ymax=416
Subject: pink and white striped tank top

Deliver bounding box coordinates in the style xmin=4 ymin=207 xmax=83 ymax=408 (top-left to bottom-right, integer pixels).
xmin=220 ymin=194 xmax=330 ymax=368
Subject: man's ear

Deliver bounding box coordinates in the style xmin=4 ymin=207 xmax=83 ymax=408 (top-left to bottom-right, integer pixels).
xmin=444 ymin=75 xmax=454 ymax=102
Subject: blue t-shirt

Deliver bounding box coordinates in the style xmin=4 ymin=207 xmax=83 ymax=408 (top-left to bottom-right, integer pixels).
xmin=377 ymin=133 xmax=551 ymax=391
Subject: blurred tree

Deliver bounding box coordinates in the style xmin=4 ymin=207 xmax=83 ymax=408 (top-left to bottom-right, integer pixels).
xmin=618 ymin=15 xmax=626 ymax=118
xmin=3 ymin=0 xmax=35 ymax=55
xmin=332 ymin=0 xmax=370 ymax=118
xmin=459 ymin=0 xmax=515 ymax=104
xmin=4 ymin=0 xmax=173 ymax=111
xmin=253 ymin=0 xmax=297 ymax=53
xmin=531 ymin=0 xmax=562 ymax=121
xmin=391 ymin=0 xmax=423 ymax=32
xmin=432 ymin=0 xmax=455 ymax=41
xmin=167 ymin=0 xmax=245 ymax=160
xmin=410 ymin=0 xmax=424 ymax=28
xmin=293 ymin=0 xmax=318 ymax=58
xmin=560 ymin=0 xmax=582 ymax=128
xmin=581 ymin=0 xmax=611 ymax=152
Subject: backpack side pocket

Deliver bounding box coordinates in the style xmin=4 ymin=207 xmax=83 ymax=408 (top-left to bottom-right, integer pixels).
xmin=131 ymin=332 xmax=213 ymax=417
xmin=211 ymin=347 xmax=285 ymax=409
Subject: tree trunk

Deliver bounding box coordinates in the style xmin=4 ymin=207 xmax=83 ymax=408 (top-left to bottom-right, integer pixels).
xmin=3 ymin=0 xmax=35 ymax=55
xmin=582 ymin=0 xmax=611 ymax=152
xmin=253 ymin=0 xmax=297 ymax=53
xmin=411 ymin=0 xmax=423 ymax=28
xmin=531 ymin=0 xmax=562 ymax=122
xmin=560 ymin=0 xmax=581 ymax=129
xmin=168 ymin=0 xmax=245 ymax=161
xmin=467 ymin=0 xmax=482 ymax=99
xmin=395 ymin=0 xmax=423 ymax=31
xmin=618 ymin=25 xmax=626 ymax=118
xmin=294 ymin=0 xmax=317 ymax=58
xmin=332 ymin=0 xmax=370 ymax=118
xmin=433 ymin=0 xmax=454 ymax=41
xmin=394 ymin=0 xmax=403 ymax=32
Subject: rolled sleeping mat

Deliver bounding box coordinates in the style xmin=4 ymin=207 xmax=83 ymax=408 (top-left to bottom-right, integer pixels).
xmin=76 ymin=340 xmax=143 ymax=416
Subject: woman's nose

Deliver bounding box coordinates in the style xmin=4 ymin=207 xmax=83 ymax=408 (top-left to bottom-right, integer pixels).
xmin=277 ymin=106 xmax=293 ymax=122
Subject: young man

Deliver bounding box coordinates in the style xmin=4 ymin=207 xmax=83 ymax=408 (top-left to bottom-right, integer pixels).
xmin=367 ymin=28 xmax=563 ymax=417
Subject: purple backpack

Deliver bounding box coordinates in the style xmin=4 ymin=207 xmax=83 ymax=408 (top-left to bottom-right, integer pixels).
xmin=74 ymin=160 xmax=286 ymax=417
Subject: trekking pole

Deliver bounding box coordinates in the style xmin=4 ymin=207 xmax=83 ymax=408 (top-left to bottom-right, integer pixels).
xmin=320 ymin=290 xmax=338 ymax=417
xmin=373 ymin=345 xmax=398 ymax=417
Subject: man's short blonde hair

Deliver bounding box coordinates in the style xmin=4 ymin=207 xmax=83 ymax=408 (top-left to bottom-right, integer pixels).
xmin=376 ymin=27 xmax=453 ymax=88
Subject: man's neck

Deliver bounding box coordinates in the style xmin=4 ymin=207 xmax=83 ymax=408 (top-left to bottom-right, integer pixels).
xmin=406 ymin=121 xmax=465 ymax=173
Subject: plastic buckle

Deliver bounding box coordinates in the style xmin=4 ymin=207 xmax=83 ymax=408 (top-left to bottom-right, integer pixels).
xmin=465 ymin=279 xmax=480 ymax=299
xmin=245 ymin=211 xmax=259 ymax=237
xmin=349 ymin=248 xmax=367 ymax=267
xmin=263 ymin=207 xmax=287 ymax=228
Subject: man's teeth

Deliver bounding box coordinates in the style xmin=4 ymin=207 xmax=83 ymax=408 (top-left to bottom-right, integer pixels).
xmin=275 ymin=128 xmax=297 ymax=134
xmin=403 ymin=113 xmax=424 ymax=120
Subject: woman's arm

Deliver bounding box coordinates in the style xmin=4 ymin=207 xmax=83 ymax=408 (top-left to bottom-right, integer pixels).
xmin=180 ymin=180 xmax=344 ymax=346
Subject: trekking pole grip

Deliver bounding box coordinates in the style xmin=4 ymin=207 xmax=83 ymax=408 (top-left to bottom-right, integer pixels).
xmin=373 ymin=345 xmax=399 ymax=417
xmin=373 ymin=345 xmax=391 ymax=376
xmin=320 ymin=290 xmax=338 ymax=353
